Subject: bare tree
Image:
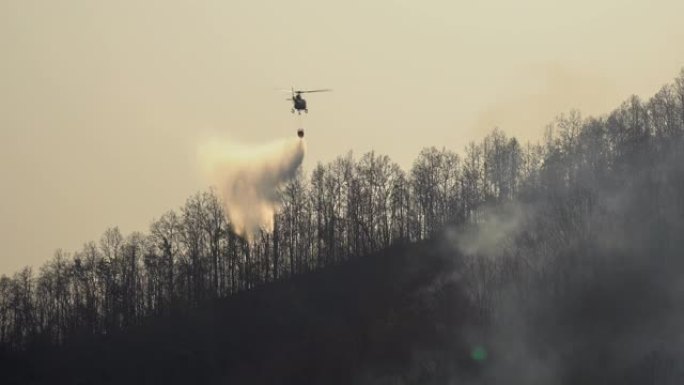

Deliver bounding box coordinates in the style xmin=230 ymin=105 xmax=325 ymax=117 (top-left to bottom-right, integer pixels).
xmin=149 ymin=211 xmax=181 ymax=310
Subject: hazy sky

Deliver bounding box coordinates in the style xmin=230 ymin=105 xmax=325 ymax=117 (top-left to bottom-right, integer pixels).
xmin=1 ymin=0 xmax=683 ymax=274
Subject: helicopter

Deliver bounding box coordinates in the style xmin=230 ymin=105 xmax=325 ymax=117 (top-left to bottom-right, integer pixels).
xmin=287 ymin=88 xmax=332 ymax=114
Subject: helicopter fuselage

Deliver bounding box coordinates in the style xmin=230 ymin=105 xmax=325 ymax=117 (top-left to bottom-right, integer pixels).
xmin=292 ymin=95 xmax=307 ymax=113
xmin=294 ymin=98 xmax=307 ymax=110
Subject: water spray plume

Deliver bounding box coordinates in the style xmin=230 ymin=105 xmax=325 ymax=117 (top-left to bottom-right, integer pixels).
xmin=200 ymin=137 xmax=305 ymax=240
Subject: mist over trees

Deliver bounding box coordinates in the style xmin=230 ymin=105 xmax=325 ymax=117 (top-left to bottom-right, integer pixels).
xmin=2 ymin=70 xmax=684 ymax=383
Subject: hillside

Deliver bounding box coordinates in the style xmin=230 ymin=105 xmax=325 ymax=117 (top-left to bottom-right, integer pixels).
xmin=6 ymin=213 xmax=684 ymax=384
xmin=2 ymin=240 xmax=480 ymax=385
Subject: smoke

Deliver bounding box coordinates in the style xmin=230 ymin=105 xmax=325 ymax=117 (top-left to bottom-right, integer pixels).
xmin=200 ymin=137 xmax=305 ymax=240
xmin=447 ymin=202 xmax=533 ymax=258
xmin=437 ymin=142 xmax=684 ymax=384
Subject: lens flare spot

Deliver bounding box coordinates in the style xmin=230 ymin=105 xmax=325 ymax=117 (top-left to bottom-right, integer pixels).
xmin=471 ymin=346 xmax=487 ymax=362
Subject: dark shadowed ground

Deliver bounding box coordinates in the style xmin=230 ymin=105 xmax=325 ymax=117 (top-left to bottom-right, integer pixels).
xmin=3 ymin=215 xmax=684 ymax=385
xmin=1 ymin=240 xmax=480 ymax=385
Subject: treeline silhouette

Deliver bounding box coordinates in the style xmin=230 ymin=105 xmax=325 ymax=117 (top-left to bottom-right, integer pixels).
xmin=2 ymin=70 xmax=684 ymax=383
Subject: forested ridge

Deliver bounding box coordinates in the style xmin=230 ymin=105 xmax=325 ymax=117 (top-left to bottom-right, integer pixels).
xmin=3 ymin=70 xmax=684 ymax=384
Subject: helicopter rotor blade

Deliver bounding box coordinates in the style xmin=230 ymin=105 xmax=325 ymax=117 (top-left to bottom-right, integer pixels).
xmin=296 ymin=89 xmax=332 ymax=94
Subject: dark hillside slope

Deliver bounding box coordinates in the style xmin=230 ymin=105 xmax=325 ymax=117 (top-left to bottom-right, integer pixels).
xmin=12 ymin=240 xmax=476 ymax=385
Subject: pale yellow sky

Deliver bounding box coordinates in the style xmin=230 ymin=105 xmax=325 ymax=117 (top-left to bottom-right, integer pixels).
xmin=1 ymin=0 xmax=683 ymax=274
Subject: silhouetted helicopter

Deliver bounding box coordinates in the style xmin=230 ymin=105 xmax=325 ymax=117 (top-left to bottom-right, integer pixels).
xmin=287 ymin=88 xmax=332 ymax=114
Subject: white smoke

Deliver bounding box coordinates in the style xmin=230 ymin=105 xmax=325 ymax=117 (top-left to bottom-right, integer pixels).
xmin=447 ymin=202 xmax=532 ymax=257
xmin=200 ymin=137 xmax=305 ymax=240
